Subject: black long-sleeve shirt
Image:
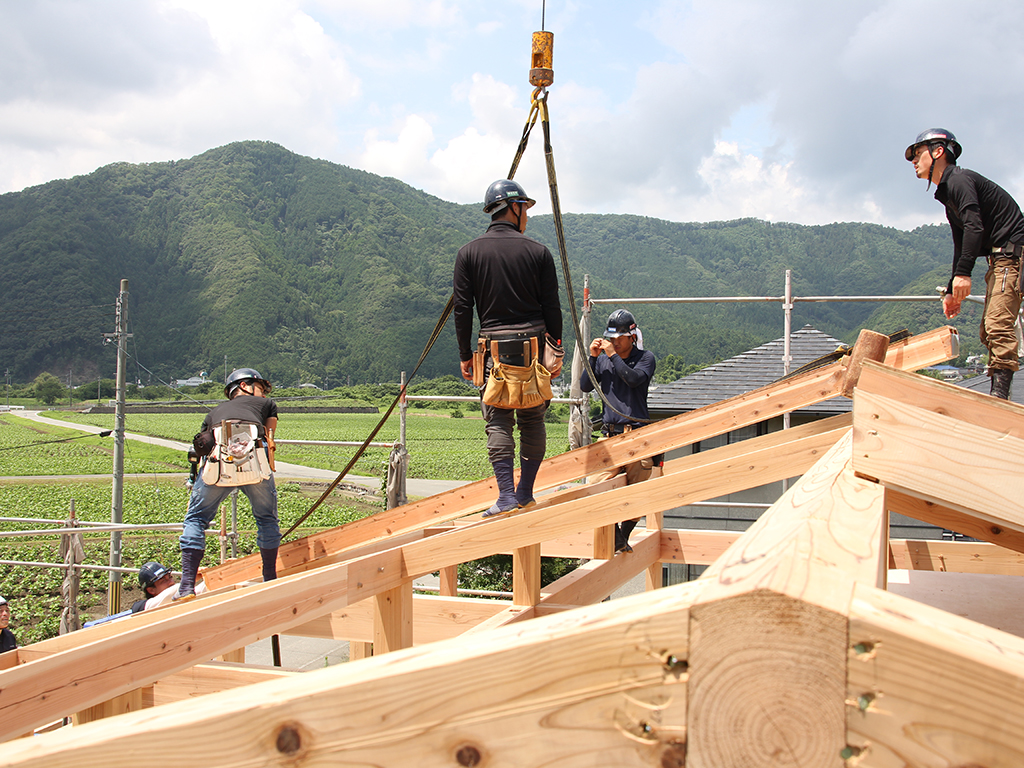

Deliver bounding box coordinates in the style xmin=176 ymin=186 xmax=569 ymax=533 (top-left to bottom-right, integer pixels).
xmin=934 ymin=165 xmax=1024 ymax=288
xmin=453 ymin=221 xmax=562 ymax=361
xmin=580 ymin=346 xmax=656 ymax=427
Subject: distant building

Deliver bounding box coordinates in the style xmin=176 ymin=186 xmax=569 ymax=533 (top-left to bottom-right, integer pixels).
xmin=173 ymin=376 xmax=211 ymax=389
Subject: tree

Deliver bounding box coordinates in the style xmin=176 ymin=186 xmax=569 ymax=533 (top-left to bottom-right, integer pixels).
xmin=33 ymin=372 xmax=66 ymax=405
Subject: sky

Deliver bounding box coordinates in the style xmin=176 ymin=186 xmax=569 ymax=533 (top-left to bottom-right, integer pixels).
xmin=3 ymin=0 xmax=1024 ymax=230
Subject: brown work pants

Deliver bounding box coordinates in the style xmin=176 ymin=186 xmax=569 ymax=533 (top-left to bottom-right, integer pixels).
xmin=981 ymin=256 xmax=1022 ymax=372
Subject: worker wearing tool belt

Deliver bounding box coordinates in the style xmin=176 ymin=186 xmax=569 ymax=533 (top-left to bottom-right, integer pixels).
xmin=176 ymin=368 xmax=280 ymax=599
xmin=580 ymin=309 xmax=659 ymax=552
xmin=454 ymin=179 xmax=563 ymax=516
xmin=907 ymin=128 xmax=1024 ymax=399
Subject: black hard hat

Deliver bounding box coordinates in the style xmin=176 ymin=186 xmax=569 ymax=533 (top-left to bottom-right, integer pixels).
xmin=224 ymin=368 xmax=272 ymax=398
xmin=604 ymin=309 xmax=637 ymax=338
xmin=138 ymin=561 xmax=170 ymax=589
xmin=483 ymin=179 xmax=536 ymax=214
xmin=905 ymin=128 xmax=962 ymax=162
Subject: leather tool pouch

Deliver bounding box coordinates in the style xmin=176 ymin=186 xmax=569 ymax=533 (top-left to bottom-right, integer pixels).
xmin=482 ymin=336 xmax=553 ymax=409
xmin=542 ymin=333 xmax=564 ymax=373
xmin=200 ymin=420 xmax=272 ymax=488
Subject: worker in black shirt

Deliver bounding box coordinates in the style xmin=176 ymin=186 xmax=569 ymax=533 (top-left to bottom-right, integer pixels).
xmin=907 ymin=128 xmax=1024 ymax=399
xmin=177 ymin=368 xmax=280 ymax=599
xmin=454 ymin=179 xmax=563 ymax=516
xmin=0 ymin=595 xmax=17 ymax=653
xmin=580 ymin=309 xmax=659 ymax=552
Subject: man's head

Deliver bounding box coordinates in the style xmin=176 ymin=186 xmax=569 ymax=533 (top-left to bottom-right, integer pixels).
xmin=0 ymin=596 xmax=9 ymax=630
xmin=483 ymin=179 xmax=536 ymax=232
xmin=138 ymin=562 xmax=174 ymax=598
xmin=224 ymin=368 xmax=272 ymax=399
xmin=604 ymin=309 xmax=638 ymax=357
xmin=906 ymin=128 xmax=961 ymax=188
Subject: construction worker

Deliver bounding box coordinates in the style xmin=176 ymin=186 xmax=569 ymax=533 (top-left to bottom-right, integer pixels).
xmin=0 ymin=595 xmax=17 ymax=653
xmin=131 ymin=561 xmax=206 ymax=612
xmin=454 ymin=179 xmax=563 ymax=516
xmin=177 ymin=368 xmax=280 ymax=599
xmin=907 ymin=128 xmax=1024 ymax=399
xmin=580 ymin=309 xmax=659 ymax=553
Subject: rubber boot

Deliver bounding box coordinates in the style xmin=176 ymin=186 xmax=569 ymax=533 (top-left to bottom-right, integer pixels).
xmin=483 ymin=458 xmax=519 ymax=517
xmin=260 ymin=547 xmax=279 ymax=582
xmin=515 ymin=456 xmax=542 ymax=508
xmin=616 ymin=519 xmax=639 ymax=553
xmin=176 ymin=548 xmax=204 ymax=600
xmin=991 ymin=369 xmax=1013 ymax=400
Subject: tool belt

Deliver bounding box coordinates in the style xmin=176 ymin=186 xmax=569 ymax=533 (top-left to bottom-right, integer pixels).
xmin=479 ymin=333 xmax=553 ymax=409
xmin=200 ymin=420 xmax=273 ymax=487
xmin=990 ymin=243 xmax=1023 ymax=268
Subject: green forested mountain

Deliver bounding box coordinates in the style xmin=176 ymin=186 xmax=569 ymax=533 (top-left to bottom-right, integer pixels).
xmin=0 ymin=140 xmax=966 ymax=388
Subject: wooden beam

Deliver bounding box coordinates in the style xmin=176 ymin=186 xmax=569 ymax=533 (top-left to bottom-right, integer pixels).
xmin=889 ymin=538 xmax=1024 ymax=575
xmin=886 ymin=489 xmax=1024 ymax=555
xmin=854 ymin=364 xmax=1024 ymax=539
xmin=659 ymin=529 xmax=740 ymax=566
xmin=0 ymin=582 xmax=704 ymax=768
xmin=687 ymin=432 xmax=888 ymax=767
xmin=288 ymin=594 xmax=510 ymax=644
xmin=0 ymin=564 xmax=351 ymax=741
xmin=880 ymin=324 xmax=958 ymax=371
xmin=846 ymin=583 xmax=1024 ymax=766
xmin=147 ymin=662 xmax=295 ymax=708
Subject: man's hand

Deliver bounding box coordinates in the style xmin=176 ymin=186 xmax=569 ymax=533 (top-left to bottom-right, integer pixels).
xmin=942 ymin=292 xmax=962 ymax=319
xmin=460 ymin=359 xmax=473 ymax=381
xmin=590 ymin=338 xmax=616 ymax=357
xmin=951 ymin=275 xmax=971 ymax=303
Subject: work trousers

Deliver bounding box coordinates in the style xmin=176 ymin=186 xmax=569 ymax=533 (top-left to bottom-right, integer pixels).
xmin=981 ymin=256 xmax=1022 ymax=372
xmin=180 ymin=470 xmax=280 ymax=551
xmin=588 ymin=434 xmax=654 ymax=486
xmin=480 ymin=400 xmax=548 ymax=463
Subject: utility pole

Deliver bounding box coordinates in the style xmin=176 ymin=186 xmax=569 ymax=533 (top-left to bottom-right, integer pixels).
xmin=103 ymin=279 xmax=131 ymax=614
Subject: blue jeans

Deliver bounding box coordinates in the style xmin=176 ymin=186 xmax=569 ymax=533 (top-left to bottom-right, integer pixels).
xmin=179 ymin=469 xmax=280 ymax=551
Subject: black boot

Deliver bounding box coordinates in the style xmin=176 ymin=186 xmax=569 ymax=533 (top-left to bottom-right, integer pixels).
xmin=176 ymin=548 xmax=204 ymax=599
xmin=616 ymin=519 xmax=639 ymax=553
xmin=260 ymin=547 xmax=279 ymax=582
xmin=515 ymin=456 xmax=542 ymax=508
xmin=483 ymin=458 xmax=519 ymax=517
xmin=991 ymin=369 xmax=1014 ymax=400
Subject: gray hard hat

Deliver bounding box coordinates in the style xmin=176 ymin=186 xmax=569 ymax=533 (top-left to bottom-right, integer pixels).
xmin=483 ymin=179 xmax=536 ymax=214
xmin=905 ymin=128 xmax=962 ymax=162
xmin=224 ymin=368 xmax=272 ymax=398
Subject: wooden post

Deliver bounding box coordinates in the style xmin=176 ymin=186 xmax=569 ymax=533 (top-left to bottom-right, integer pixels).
xmin=372 ymin=579 xmax=413 ymax=654
xmin=439 ymin=565 xmax=458 ymax=597
xmin=513 ymin=544 xmax=541 ymax=607
xmin=593 ymin=524 xmax=615 ymax=559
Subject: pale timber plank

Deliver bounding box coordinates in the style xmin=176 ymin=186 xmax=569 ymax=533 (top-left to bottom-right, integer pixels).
xmin=886 ymin=489 xmax=1024 ymax=555
xmin=373 ymin=579 xmax=413 ymax=653
xmin=0 ymin=563 xmax=351 ymax=742
xmin=288 ymin=593 xmax=510 ymax=644
xmin=0 ymin=582 xmax=703 ymax=768
xmin=889 ymin=538 xmax=1024 ymax=575
xmin=148 ymin=662 xmax=295 ymax=707
xmin=854 ymin=376 xmax=1024 ymax=535
xmin=887 ymin=569 xmax=1024 ymax=639
xmin=846 ymin=583 xmax=1024 ymax=767
xmin=687 ymin=431 xmax=888 ymax=768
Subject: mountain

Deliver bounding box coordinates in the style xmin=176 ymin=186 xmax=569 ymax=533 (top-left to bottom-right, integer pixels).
xmin=0 ymin=140 xmax=967 ymax=388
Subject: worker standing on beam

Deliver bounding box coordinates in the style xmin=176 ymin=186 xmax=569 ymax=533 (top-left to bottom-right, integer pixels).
xmin=907 ymin=128 xmax=1024 ymax=399
xmin=177 ymin=368 xmax=280 ymax=599
xmin=580 ymin=309 xmax=659 ymax=553
xmin=454 ymin=179 xmax=563 ymax=516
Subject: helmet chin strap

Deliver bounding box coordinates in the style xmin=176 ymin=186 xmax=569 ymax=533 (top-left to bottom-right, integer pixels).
xmin=926 ymin=144 xmax=940 ymax=191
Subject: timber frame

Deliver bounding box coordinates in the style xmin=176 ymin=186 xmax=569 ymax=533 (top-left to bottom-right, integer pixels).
xmin=3 ymin=326 xmax=1024 ymax=767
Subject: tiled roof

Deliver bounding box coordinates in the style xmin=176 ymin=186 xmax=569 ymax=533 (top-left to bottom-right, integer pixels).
xmin=649 ymin=325 xmax=851 ymax=415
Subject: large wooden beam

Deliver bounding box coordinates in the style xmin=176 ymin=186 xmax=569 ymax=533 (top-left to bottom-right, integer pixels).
xmin=846 ymin=583 xmax=1024 ymax=765
xmin=889 ymin=538 xmax=1024 ymax=575
xmin=687 ymin=432 xmax=889 ymax=768
xmin=288 ymin=593 xmax=511 ymax=644
xmin=886 ymin=489 xmax=1024 ymax=555
xmin=854 ymin=362 xmax=1024 ymax=540
xmin=147 ymin=662 xmax=296 ymax=708
xmin=0 ymin=565 xmax=350 ymax=741
xmin=0 ymin=582 xmax=703 ymax=768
